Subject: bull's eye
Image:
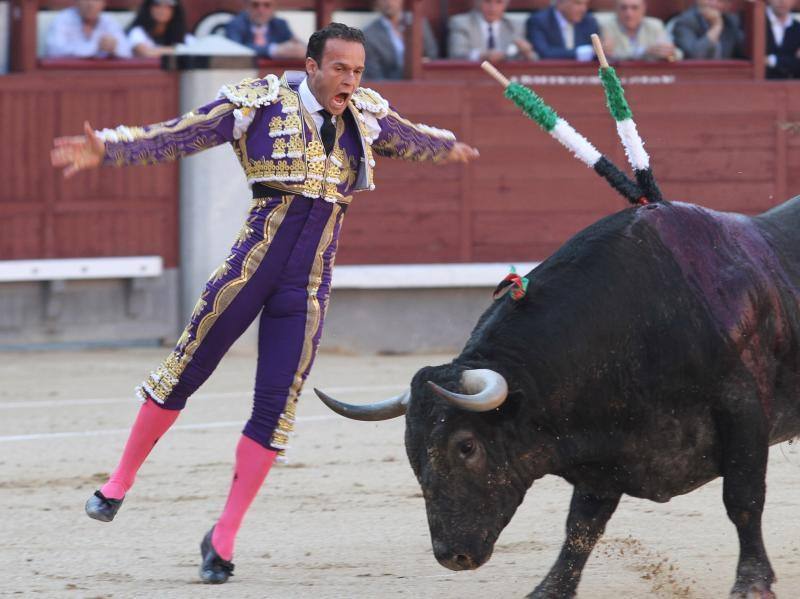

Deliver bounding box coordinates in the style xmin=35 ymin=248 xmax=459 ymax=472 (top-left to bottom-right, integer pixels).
xmin=459 ymin=439 xmax=476 ymax=458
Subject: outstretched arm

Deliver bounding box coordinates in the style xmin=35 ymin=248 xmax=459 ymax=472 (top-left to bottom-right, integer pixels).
xmin=51 ymin=98 xmax=238 ymax=177
xmin=370 ymin=109 xmax=479 ymax=165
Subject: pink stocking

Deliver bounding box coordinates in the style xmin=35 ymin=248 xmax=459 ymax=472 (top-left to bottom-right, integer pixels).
xmin=212 ymin=435 xmax=277 ymax=561
xmin=100 ymin=399 xmax=179 ymax=500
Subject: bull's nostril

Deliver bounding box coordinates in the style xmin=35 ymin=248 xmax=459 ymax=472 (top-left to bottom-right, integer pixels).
xmin=455 ymin=554 xmax=472 ymax=569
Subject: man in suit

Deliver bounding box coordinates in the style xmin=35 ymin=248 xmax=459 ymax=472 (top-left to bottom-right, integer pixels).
xmin=766 ymin=0 xmax=800 ymax=78
xmin=601 ymin=0 xmax=681 ymax=60
xmin=527 ymin=0 xmax=599 ymax=60
xmin=363 ymin=0 xmax=440 ymax=80
xmin=448 ymin=0 xmax=536 ymax=61
xmin=225 ymin=0 xmax=305 ymax=59
xmin=671 ymin=0 xmax=745 ymax=59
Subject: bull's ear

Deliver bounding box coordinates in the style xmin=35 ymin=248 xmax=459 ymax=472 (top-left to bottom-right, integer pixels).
xmin=314 ymin=388 xmax=409 ymax=421
xmin=427 ymin=369 xmax=508 ymax=412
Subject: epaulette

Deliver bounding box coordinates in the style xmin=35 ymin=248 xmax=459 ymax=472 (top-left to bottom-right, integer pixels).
xmin=217 ymin=75 xmax=281 ymax=140
xmin=351 ymin=87 xmax=390 ymax=119
xmin=217 ymin=74 xmax=280 ymax=108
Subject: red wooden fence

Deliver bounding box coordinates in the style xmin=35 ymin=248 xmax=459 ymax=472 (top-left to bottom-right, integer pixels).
xmin=0 ymin=70 xmax=180 ymax=265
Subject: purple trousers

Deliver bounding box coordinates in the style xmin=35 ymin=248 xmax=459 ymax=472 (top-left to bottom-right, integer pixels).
xmin=136 ymin=195 xmax=344 ymax=456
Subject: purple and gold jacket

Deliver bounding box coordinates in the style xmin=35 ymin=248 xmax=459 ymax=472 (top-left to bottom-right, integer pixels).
xmin=96 ymin=71 xmax=456 ymax=204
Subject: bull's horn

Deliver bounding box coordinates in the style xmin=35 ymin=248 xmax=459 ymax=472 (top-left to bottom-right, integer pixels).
xmin=427 ymin=369 xmax=508 ymax=412
xmin=314 ymin=388 xmax=409 ymax=421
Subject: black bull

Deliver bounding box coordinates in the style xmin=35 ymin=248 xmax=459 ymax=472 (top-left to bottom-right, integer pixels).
xmin=316 ymin=198 xmax=800 ymax=598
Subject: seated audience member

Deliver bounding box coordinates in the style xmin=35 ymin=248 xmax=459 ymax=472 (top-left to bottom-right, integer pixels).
xmin=364 ymin=0 xmax=439 ymax=80
xmin=527 ymin=0 xmax=599 ymax=61
xmin=448 ymin=0 xmax=536 ymax=62
xmin=671 ymin=0 xmax=745 ymax=59
xmin=225 ymin=0 xmax=305 ymax=59
xmin=127 ymin=0 xmax=194 ymax=58
xmin=601 ymin=0 xmax=682 ymax=60
xmin=766 ymin=0 xmax=800 ymax=78
xmin=45 ymin=0 xmax=132 ymax=58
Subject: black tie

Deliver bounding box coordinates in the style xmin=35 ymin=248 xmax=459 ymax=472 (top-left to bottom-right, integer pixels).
xmin=487 ymin=24 xmax=496 ymax=50
xmin=319 ymin=109 xmax=336 ymax=155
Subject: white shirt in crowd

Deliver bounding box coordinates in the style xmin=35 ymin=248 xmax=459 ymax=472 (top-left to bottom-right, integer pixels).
xmin=127 ymin=26 xmax=196 ymax=51
xmin=553 ymin=8 xmax=594 ymax=61
xmin=766 ymin=7 xmax=796 ymax=67
xmin=467 ymin=16 xmax=520 ymax=61
xmin=45 ymin=7 xmax=132 ymax=58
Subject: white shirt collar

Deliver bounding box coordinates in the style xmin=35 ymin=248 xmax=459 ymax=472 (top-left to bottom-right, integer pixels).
xmin=299 ymin=77 xmax=325 ymax=114
xmin=479 ymin=15 xmax=500 ymax=33
xmin=767 ymin=6 xmax=794 ymax=30
xmin=553 ymin=8 xmax=571 ymax=30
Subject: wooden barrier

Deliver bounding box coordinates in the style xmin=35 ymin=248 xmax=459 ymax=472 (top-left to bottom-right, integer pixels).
xmin=0 ymin=70 xmax=180 ymax=265
xmin=2 ymin=71 xmax=798 ymax=266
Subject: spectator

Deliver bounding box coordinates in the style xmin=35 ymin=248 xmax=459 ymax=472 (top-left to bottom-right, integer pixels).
xmin=127 ymin=0 xmax=194 ymax=58
xmin=225 ymin=0 xmax=306 ymax=59
xmin=448 ymin=0 xmax=536 ymax=61
xmin=45 ymin=0 xmax=132 ymax=58
xmin=601 ymin=0 xmax=682 ymax=61
xmin=766 ymin=0 xmax=800 ymax=78
xmin=671 ymin=0 xmax=745 ymax=59
xmin=527 ymin=0 xmax=599 ymax=61
xmin=363 ymin=0 xmax=439 ymax=80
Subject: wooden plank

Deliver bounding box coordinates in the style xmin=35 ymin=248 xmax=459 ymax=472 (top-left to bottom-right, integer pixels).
xmin=663 ymin=182 xmax=779 ymax=213
xmin=337 ymin=211 xmax=461 ymax=264
xmin=0 ymin=214 xmax=44 ymax=260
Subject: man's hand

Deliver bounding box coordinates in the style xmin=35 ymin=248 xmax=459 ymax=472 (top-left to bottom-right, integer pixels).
xmin=51 ymin=121 xmax=105 ymax=179
xmin=700 ymin=8 xmax=724 ymax=43
xmin=444 ymin=142 xmax=480 ymax=164
xmin=271 ymin=40 xmax=306 ymax=60
xmin=99 ymin=34 xmax=118 ymax=55
xmin=513 ymin=38 xmax=536 ymax=61
xmin=648 ymin=42 xmax=678 ymax=60
xmin=480 ymin=49 xmax=506 ymax=63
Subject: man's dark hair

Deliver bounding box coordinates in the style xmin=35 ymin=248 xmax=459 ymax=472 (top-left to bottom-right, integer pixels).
xmin=306 ymin=22 xmax=365 ymax=64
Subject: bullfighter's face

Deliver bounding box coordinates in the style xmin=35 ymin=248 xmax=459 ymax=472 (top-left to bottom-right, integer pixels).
xmin=306 ymin=38 xmax=366 ymax=116
xmin=404 ymin=365 xmax=539 ymax=571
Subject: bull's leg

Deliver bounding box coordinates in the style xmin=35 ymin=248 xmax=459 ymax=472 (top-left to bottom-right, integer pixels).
xmin=527 ymin=487 xmax=621 ymax=599
xmin=718 ymin=411 xmax=776 ymax=599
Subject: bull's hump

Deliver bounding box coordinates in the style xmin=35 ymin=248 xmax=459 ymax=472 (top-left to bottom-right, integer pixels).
xmin=637 ymin=201 xmax=794 ymax=340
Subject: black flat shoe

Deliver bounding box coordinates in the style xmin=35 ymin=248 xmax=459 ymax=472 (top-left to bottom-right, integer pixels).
xmin=85 ymin=490 xmax=124 ymax=522
xmin=199 ymin=527 xmax=234 ymax=584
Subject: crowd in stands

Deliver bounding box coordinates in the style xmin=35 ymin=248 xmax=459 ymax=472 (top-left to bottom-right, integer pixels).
xmin=38 ymin=0 xmax=800 ymax=79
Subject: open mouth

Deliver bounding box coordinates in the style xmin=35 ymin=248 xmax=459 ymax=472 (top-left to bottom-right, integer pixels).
xmin=331 ymin=92 xmax=350 ymax=110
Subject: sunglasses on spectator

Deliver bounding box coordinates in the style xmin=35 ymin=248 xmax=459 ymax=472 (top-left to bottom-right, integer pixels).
xmin=153 ymin=0 xmax=177 ymax=5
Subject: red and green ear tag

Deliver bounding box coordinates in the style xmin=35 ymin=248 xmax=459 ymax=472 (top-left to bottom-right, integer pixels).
xmin=492 ymin=266 xmax=529 ymax=301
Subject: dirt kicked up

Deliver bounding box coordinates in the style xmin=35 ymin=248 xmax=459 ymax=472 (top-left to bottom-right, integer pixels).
xmin=1 ymin=348 xmax=799 ymax=598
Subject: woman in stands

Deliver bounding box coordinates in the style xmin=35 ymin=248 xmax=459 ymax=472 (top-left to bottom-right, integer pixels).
xmin=127 ymin=0 xmax=193 ymax=57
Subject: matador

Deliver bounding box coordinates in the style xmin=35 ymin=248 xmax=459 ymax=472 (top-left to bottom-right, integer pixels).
xmin=50 ymin=23 xmax=479 ymax=584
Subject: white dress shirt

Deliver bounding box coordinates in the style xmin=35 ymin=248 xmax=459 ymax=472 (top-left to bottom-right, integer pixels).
xmin=766 ymin=7 xmax=795 ymax=67
xmin=467 ymin=16 xmax=519 ymax=61
xmin=554 ymin=8 xmax=594 ymax=61
xmin=298 ymin=78 xmax=381 ymax=143
xmin=45 ymin=7 xmax=132 ymax=58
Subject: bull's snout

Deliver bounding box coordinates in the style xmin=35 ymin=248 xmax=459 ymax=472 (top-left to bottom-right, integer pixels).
xmin=432 ymin=541 xmax=483 ymax=571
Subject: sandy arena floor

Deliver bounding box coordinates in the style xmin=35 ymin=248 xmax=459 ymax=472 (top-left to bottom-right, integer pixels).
xmin=1 ymin=347 xmax=799 ymax=598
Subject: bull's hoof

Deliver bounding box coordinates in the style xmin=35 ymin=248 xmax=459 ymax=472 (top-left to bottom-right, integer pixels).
xmin=729 ymin=582 xmax=776 ymax=599
xmin=526 ymin=581 xmax=577 ymax=599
